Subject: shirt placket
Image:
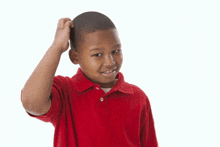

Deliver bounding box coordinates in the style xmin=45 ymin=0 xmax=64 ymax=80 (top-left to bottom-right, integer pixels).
xmin=93 ymin=86 xmax=111 ymax=144
xmin=94 ymin=85 xmax=110 ymax=117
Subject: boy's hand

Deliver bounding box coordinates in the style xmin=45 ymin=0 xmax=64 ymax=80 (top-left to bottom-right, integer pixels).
xmin=53 ymin=18 xmax=74 ymax=53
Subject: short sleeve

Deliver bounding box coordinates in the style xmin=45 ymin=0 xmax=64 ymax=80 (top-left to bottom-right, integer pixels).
xmin=21 ymin=76 xmax=64 ymax=125
xmin=140 ymin=98 xmax=158 ymax=147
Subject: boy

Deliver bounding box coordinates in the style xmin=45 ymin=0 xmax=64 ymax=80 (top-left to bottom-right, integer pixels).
xmin=21 ymin=11 xmax=158 ymax=147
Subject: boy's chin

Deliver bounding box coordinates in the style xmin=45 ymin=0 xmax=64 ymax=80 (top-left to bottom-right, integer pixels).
xmin=94 ymin=79 xmax=117 ymax=88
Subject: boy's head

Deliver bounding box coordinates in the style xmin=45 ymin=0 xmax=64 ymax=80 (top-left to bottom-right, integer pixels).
xmin=70 ymin=11 xmax=116 ymax=50
xmin=69 ymin=11 xmax=123 ymax=88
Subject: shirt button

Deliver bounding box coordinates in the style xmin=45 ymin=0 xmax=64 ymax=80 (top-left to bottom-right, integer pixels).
xmin=100 ymin=97 xmax=104 ymax=102
xmin=96 ymin=87 xmax=100 ymax=90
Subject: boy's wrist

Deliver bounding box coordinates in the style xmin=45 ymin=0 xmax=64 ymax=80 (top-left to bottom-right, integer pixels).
xmin=50 ymin=42 xmax=66 ymax=54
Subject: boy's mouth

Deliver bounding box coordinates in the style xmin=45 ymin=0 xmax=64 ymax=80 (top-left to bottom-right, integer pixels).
xmin=101 ymin=68 xmax=117 ymax=77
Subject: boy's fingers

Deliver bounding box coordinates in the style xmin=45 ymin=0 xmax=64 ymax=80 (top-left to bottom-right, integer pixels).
xmin=71 ymin=22 xmax=74 ymax=28
xmin=57 ymin=18 xmax=71 ymax=27
xmin=64 ymin=21 xmax=74 ymax=28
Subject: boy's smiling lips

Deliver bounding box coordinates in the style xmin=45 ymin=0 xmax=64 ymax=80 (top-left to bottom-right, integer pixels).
xmin=100 ymin=67 xmax=117 ymax=74
xmin=100 ymin=67 xmax=117 ymax=77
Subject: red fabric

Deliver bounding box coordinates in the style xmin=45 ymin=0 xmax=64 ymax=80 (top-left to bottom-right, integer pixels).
xmin=22 ymin=68 xmax=158 ymax=147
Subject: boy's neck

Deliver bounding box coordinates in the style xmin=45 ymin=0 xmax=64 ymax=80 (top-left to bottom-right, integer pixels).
xmin=99 ymin=79 xmax=118 ymax=88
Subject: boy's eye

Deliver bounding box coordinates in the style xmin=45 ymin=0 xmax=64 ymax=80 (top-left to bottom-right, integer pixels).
xmin=112 ymin=49 xmax=120 ymax=54
xmin=93 ymin=53 xmax=102 ymax=57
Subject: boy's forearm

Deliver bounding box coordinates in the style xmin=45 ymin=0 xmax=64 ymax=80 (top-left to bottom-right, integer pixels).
xmin=22 ymin=44 xmax=62 ymax=115
xmin=22 ymin=18 xmax=74 ymax=115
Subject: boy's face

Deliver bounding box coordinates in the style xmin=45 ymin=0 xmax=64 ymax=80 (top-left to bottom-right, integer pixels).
xmin=71 ymin=28 xmax=123 ymax=88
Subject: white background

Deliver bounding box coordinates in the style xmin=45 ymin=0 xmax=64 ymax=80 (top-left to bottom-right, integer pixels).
xmin=0 ymin=0 xmax=219 ymax=146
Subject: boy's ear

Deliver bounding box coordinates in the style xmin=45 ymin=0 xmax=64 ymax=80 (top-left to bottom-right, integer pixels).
xmin=69 ymin=48 xmax=79 ymax=64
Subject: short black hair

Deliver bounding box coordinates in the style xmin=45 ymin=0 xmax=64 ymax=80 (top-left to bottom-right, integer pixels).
xmin=70 ymin=11 xmax=116 ymax=50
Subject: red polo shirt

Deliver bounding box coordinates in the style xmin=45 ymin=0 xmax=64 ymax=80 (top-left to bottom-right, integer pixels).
xmin=24 ymin=68 xmax=158 ymax=147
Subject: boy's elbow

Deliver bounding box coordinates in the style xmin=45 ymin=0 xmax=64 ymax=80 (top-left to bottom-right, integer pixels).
xmin=21 ymin=93 xmax=51 ymax=116
xmin=21 ymin=94 xmax=37 ymax=114
xmin=21 ymin=95 xmax=33 ymax=112
xmin=21 ymin=91 xmax=30 ymax=110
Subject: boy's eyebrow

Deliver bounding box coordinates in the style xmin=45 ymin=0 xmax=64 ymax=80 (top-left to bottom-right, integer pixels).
xmin=90 ymin=44 xmax=121 ymax=52
xmin=113 ymin=43 xmax=121 ymax=48
xmin=90 ymin=48 xmax=102 ymax=52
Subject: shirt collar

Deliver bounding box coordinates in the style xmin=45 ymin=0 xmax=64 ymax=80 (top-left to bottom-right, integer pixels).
xmin=71 ymin=68 xmax=134 ymax=95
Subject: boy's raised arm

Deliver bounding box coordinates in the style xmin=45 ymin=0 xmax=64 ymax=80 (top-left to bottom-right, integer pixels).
xmin=21 ymin=18 xmax=74 ymax=116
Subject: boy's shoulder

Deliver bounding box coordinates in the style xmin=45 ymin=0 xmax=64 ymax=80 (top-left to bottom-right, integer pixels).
xmin=125 ymin=82 xmax=151 ymax=106
xmin=127 ymin=82 xmax=148 ymax=96
xmin=53 ymin=75 xmax=72 ymax=83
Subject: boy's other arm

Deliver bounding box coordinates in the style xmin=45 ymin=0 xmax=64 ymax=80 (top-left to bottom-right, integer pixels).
xmin=140 ymin=104 xmax=158 ymax=147
xmin=21 ymin=18 xmax=74 ymax=116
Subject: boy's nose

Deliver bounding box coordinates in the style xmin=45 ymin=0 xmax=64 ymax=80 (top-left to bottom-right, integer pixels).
xmin=104 ymin=55 xmax=116 ymax=66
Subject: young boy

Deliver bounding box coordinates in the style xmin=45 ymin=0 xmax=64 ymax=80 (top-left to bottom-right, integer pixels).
xmin=21 ymin=11 xmax=158 ymax=147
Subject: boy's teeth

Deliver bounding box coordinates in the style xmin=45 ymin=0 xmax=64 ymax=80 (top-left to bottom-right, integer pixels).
xmin=105 ymin=71 xmax=111 ymax=73
xmin=104 ymin=70 xmax=114 ymax=74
